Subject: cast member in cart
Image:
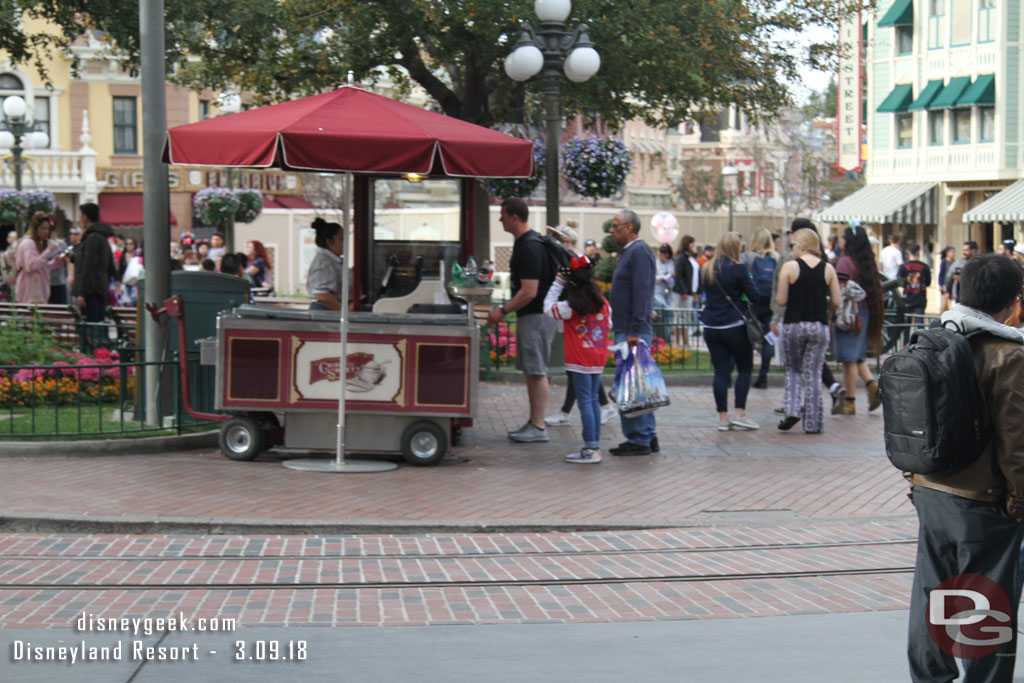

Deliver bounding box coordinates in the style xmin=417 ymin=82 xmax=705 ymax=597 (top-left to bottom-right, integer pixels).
xmin=307 ymin=218 xmax=348 ymax=311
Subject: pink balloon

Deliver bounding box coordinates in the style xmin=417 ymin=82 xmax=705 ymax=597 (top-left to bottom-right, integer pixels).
xmin=650 ymin=212 xmax=679 ymax=244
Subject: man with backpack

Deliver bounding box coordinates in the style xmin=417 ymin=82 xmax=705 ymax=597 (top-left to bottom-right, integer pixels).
xmin=487 ymin=197 xmax=557 ymax=443
xmin=896 ymin=254 xmax=1024 ymax=682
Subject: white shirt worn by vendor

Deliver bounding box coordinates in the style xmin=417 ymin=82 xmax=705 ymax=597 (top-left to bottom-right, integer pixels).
xmin=307 ymin=246 xmax=346 ymax=299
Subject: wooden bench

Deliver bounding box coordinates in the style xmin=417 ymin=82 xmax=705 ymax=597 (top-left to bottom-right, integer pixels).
xmin=107 ymin=305 xmax=139 ymax=350
xmin=0 ymin=302 xmax=90 ymax=349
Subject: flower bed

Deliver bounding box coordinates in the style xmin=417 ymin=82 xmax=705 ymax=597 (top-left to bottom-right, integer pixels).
xmin=0 ymin=348 xmax=134 ymax=407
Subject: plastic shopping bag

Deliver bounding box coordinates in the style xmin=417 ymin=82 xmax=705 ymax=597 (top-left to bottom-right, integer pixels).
xmin=612 ymin=340 xmax=671 ymax=417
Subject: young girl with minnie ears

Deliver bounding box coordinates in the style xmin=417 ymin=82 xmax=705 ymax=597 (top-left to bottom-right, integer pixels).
xmin=544 ymin=254 xmax=612 ymax=464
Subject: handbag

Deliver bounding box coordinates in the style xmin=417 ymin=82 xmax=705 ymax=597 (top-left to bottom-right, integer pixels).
xmin=612 ymin=340 xmax=670 ymax=417
xmin=716 ymin=280 xmax=765 ymax=347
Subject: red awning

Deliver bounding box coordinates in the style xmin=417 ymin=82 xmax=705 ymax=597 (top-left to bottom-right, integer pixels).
xmin=164 ymin=86 xmax=533 ymax=178
xmin=98 ymin=193 xmax=178 ymax=227
xmin=261 ymin=195 xmax=315 ymax=209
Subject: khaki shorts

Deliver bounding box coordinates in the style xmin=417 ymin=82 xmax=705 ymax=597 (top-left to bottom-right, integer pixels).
xmin=515 ymin=313 xmax=557 ymax=375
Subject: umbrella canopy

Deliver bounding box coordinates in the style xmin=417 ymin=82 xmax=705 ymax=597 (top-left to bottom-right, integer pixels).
xmin=164 ymin=86 xmax=533 ymax=178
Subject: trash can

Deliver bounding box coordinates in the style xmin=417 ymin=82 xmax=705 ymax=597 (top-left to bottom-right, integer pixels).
xmin=138 ymin=272 xmax=252 ymax=422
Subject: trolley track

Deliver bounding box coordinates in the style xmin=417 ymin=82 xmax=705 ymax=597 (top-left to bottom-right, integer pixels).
xmin=0 ymin=537 xmax=916 ymax=563
xmin=0 ymin=565 xmax=915 ymax=592
xmin=0 ymin=538 xmax=918 ymax=591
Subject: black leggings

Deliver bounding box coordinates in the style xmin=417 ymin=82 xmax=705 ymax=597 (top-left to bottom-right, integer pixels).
xmin=561 ymin=373 xmax=609 ymax=413
xmin=753 ymin=304 xmax=774 ymax=379
xmin=704 ymin=325 xmax=753 ymax=413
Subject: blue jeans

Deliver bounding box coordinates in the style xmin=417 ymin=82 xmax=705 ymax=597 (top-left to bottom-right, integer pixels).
xmin=571 ymin=371 xmax=602 ymax=449
xmin=703 ymin=325 xmax=753 ymax=413
xmin=614 ymin=332 xmax=656 ymax=446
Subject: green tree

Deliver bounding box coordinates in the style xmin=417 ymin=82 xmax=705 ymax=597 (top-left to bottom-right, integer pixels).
xmin=5 ymin=0 xmax=842 ymax=127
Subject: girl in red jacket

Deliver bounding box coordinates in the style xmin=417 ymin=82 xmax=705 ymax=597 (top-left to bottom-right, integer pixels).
xmin=544 ymin=255 xmax=612 ymax=464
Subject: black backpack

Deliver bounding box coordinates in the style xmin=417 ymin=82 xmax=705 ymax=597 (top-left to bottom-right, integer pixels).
xmin=879 ymin=322 xmax=990 ymax=474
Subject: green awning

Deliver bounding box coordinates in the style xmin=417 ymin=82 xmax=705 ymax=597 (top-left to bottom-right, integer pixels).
xmin=929 ymin=76 xmax=971 ymax=108
xmin=957 ymin=74 xmax=995 ymax=106
xmin=908 ymin=80 xmax=944 ymax=110
xmin=876 ymin=83 xmax=914 ymax=113
xmin=878 ymin=0 xmax=914 ymax=27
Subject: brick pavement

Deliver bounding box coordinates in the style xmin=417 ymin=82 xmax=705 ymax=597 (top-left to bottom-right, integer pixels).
xmin=0 ymin=382 xmax=911 ymax=529
xmin=0 ymin=520 xmax=917 ymax=628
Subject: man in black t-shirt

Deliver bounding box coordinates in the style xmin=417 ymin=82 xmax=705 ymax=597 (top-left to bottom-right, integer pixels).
xmin=897 ymin=243 xmax=932 ymax=317
xmin=487 ymin=197 xmax=557 ymax=443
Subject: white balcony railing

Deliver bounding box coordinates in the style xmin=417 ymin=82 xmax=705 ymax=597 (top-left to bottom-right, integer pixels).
xmin=0 ymin=149 xmax=98 ymax=191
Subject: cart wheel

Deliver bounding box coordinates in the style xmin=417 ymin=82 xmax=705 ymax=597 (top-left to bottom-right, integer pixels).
xmin=401 ymin=421 xmax=448 ymax=466
xmin=219 ymin=417 xmax=265 ymax=461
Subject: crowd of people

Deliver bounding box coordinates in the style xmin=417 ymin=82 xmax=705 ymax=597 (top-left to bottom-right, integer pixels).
xmin=0 ymin=204 xmax=274 ymax=320
xmin=488 ymin=204 xmax=1024 ymax=461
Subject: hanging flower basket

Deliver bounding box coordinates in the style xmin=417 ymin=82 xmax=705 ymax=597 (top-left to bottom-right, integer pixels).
xmin=0 ymin=190 xmax=27 ymax=225
xmin=561 ymin=136 xmax=632 ymax=201
xmin=234 ymin=189 xmax=263 ymax=223
xmin=485 ymin=140 xmax=545 ymax=200
xmin=193 ymin=188 xmax=263 ymax=225
xmin=24 ymin=189 xmax=56 ymax=216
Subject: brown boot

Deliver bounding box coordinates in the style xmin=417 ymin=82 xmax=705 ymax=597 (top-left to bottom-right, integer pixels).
xmin=841 ymin=398 xmax=856 ymax=415
xmin=867 ymin=380 xmax=881 ymax=412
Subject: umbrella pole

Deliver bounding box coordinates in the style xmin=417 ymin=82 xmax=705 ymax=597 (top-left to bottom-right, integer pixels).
xmin=283 ymin=172 xmax=396 ymax=474
xmin=335 ymin=172 xmax=351 ymax=467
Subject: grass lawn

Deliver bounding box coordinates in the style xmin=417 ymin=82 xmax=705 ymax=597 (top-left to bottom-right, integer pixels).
xmin=0 ymin=404 xmax=215 ymax=440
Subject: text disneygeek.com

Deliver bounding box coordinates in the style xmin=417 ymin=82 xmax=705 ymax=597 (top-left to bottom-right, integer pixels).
xmin=8 ymin=612 xmax=309 ymax=664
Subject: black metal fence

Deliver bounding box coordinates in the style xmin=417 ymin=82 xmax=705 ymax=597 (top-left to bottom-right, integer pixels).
xmin=0 ymin=353 xmax=216 ymax=439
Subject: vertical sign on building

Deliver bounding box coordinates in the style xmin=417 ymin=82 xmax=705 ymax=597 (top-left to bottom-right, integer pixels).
xmin=837 ymin=4 xmax=862 ymax=172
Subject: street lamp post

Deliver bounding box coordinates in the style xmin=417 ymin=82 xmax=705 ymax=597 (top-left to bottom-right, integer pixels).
xmin=504 ymin=0 xmax=601 ymax=227
xmin=217 ymin=92 xmax=242 ymax=251
xmin=0 ymin=95 xmax=50 ymax=234
xmin=721 ymin=163 xmax=738 ymax=232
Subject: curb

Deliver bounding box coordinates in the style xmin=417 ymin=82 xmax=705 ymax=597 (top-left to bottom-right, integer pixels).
xmin=0 ymin=512 xmax=916 ymax=536
xmin=0 ymin=429 xmax=220 ymax=457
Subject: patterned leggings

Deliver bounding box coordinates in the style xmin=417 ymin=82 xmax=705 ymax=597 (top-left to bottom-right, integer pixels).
xmin=781 ymin=321 xmax=830 ymax=433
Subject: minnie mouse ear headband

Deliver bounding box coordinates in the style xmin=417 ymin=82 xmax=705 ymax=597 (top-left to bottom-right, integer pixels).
xmin=570 ymin=254 xmax=591 ymax=271
xmin=559 ymin=254 xmax=592 ymax=278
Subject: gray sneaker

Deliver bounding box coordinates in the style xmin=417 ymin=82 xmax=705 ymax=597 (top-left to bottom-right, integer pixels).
xmin=509 ymin=422 xmax=549 ymax=442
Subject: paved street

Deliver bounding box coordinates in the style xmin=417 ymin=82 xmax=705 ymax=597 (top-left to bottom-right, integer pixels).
xmin=0 ymin=382 xmax=929 ymax=681
xmin=0 ymin=382 xmax=909 ymax=530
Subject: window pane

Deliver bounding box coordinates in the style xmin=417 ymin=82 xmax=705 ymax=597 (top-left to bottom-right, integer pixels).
xmin=951 ymin=0 xmax=971 ymax=44
xmin=897 ymin=26 xmax=914 ymax=54
xmin=929 ymin=111 xmax=944 ymax=144
xmin=32 ymin=97 xmax=49 ymax=146
xmin=953 ymin=109 xmax=971 ymax=143
xmin=0 ymin=74 xmax=22 ymax=90
xmin=898 ymin=115 xmax=914 ymax=148
xmin=113 ymin=96 xmax=137 ymax=154
xmin=980 ymin=107 xmax=995 ymax=141
xmin=930 ymin=0 xmax=944 ymax=15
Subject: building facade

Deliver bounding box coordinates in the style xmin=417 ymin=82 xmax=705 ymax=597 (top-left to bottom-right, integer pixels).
xmin=0 ymin=20 xmax=304 ymax=241
xmin=821 ymin=0 xmax=1020 ymax=253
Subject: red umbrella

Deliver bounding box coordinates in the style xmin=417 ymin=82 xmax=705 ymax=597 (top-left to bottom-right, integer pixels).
xmin=164 ymin=86 xmax=532 ymax=178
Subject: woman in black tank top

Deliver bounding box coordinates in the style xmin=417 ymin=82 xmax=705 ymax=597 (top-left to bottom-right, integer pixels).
xmin=774 ymin=229 xmax=842 ymax=433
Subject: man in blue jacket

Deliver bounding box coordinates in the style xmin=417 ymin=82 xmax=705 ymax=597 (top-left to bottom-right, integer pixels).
xmin=608 ymin=209 xmax=658 ymax=455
